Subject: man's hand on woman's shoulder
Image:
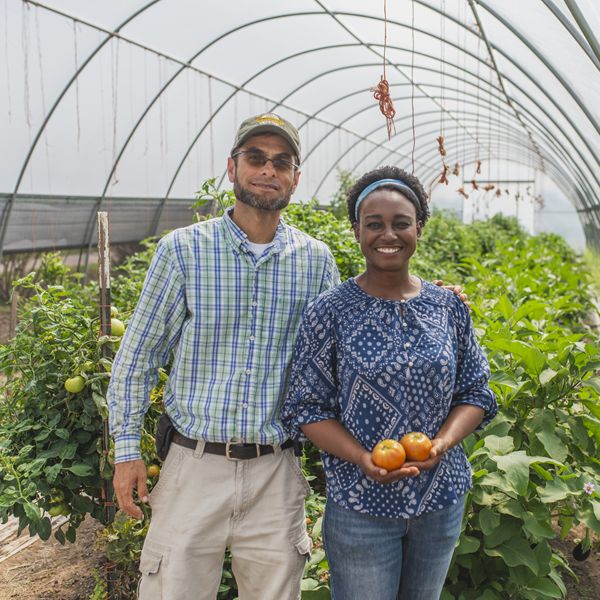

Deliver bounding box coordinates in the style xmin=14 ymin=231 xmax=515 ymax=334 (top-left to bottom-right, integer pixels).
xmin=433 ymin=279 xmax=470 ymax=309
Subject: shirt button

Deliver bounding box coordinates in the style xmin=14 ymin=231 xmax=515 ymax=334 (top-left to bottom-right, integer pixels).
xmin=245 ymin=369 xmax=252 ymax=375
xmin=251 ymin=301 xmax=258 ymax=307
xmin=402 ymin=322 xmax=407 ymax=327
xmin=404 ymin=342 xmax=411 ymax=348
xmin=242 ymin=403 xmax=249 ymax=409
xmin=408 ymin=361 xmax=414 ymax=367
xmin=249 ymin=336 xmax=255 ymax=342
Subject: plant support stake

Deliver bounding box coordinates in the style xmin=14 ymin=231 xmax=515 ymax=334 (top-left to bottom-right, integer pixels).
xmin=97 ymin=211 xmax=117 ymax=598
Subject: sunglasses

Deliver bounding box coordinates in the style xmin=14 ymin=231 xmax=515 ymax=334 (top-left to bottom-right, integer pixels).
xmin=232 ymin=150 xmax=298 ymax=173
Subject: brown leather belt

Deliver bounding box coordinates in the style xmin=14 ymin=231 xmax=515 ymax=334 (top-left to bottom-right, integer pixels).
xmin=172 ymin=431 xmax=296 ymax=460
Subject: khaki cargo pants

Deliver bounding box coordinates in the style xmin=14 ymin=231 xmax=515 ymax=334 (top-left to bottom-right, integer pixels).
xmin=137 ymin=442 xmax=312 ymax=600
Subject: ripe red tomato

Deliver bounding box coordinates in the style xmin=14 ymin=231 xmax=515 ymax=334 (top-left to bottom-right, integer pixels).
xmin=400 ymin=432 xmax=432 ymax=461
xmin=372 ymin=439 xmax=406 ymax=470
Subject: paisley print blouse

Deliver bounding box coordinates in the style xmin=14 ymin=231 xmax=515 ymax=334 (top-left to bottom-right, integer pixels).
xmin=282 ymin=278 xmax=497 ymax=518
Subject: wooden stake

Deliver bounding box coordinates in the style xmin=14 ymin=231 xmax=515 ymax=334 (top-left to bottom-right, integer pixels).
xmin=97 ymin=212 xmax=116 ymax=598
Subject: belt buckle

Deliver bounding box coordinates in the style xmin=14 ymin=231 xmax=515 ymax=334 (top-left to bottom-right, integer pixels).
xmin=225 ymin=441 xmax=241 ymax=461
xmin=225 ymin=442 xmax=261 ymax=460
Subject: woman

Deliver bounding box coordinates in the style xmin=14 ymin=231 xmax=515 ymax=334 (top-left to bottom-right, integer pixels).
xmin=282 ymin=166 xmax=497 ymax=600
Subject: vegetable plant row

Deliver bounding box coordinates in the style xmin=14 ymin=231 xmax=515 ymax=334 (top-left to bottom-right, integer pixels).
xmin=0 ymin=185 xmax=598 ymax=599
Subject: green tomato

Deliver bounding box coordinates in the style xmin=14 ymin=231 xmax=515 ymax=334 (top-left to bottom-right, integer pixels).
xmin=110 ymin=305 xmax=119 ymax=317
xmin=64 ymin=375 xmax=85 ymax=394
xmin=111 ymin=318 xmax=125 ymax=337
xmin=48 ymin=502 xmax=68 ymax=517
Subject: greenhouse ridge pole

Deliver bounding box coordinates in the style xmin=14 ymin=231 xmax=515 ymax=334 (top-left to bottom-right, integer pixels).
xmin=97 ymin=212 xmax=117 ymax=598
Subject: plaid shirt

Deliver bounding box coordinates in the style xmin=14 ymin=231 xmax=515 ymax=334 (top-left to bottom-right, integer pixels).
xmin=108 ymin=209 xmax=340 ymax=462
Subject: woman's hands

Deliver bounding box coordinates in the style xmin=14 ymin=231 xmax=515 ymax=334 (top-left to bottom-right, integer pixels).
xmin=357 ymin=437 xmax=449 ymax=483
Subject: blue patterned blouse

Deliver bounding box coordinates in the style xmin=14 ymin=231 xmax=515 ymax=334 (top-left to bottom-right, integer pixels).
xmin=282 ymin=278 xmax=497 ymax=519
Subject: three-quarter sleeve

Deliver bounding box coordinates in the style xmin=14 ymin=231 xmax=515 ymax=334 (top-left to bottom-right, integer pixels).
xmin=451 ymin=297 xmax=498 ymax=428
xmin=281 ymin=295 xmax=339 ymax=441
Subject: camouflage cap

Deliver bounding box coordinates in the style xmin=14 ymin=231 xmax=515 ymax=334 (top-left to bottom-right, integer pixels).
xmin=232 ymin=113 xmax=301 ymax=163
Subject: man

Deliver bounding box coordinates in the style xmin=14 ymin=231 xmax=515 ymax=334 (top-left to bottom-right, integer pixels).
xmin=107 ymin=113 xmax=339 ymax=600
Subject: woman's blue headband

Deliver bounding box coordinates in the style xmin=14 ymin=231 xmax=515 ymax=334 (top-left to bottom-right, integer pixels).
xmin=354 ymin=179 xmax=420 ymax=221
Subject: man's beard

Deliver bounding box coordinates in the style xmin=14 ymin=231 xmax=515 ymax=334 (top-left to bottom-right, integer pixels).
xmin=233 ymin=177 xmax=292 ymax=212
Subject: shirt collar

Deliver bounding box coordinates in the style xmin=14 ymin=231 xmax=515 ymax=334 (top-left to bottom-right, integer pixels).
xmin=221 ymin=207 xmax=288 ymax=255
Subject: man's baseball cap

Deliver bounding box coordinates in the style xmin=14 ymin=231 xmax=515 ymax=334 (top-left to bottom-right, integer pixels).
xmin=232 ymin=113 xmax=301 ymax=163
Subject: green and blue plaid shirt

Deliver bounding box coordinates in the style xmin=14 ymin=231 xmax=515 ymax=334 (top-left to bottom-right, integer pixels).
xmin=108 ymin=208 xmax=340 ymax=462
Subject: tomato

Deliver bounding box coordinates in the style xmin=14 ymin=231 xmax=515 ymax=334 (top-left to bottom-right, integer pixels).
xmin=111 ymin=318 xmax=125 ymax=337
xmin=110 ymin=305 xmax=119 ymax=317
xmin=146 ymin=465 xmax=161 ymax=478
xmin=48 ymin=502 xmax=69 ymax=517
xmin=400 ymin=432 xmax=432 ymax=462
xmin=64 ymin=375 xmax=85 ymax=394
xmin=372 ymin=439 xmax=406 ymax=470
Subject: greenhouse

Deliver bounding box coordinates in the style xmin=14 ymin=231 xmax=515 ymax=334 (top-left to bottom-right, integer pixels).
xmin=1 ymin=1 xmax=600 ymax=599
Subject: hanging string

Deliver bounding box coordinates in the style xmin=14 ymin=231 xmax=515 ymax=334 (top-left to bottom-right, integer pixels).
xmin=158 ymin=55 xmax=164 ymax=158
xmin=34 ymin=7 xmax=50 ymax=191
xmin=436 ymin=0 xmax=448 ymax=186
xmin=411 ymin=0 xmax=416 ymax=173
xmin=73 ymin=20 xmax=81 ymax=149
xmin=371 ymin=0 xmax=396 ymax=141
xmin=111 ymin=38 xmax=120 ymax=186
xmin=5 ymin=0 xmax=12 ymax=122
xmin=208 ymin=75 xmax=215 ymax=176
xmin=22 ymin=1 xmax=31 ymax=129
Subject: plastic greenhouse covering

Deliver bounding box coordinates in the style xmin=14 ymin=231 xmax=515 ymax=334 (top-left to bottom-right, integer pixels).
xmin=1 ymin=0 xmax=599 ymax=264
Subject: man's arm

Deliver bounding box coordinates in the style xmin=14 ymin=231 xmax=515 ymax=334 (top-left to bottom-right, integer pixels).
xmin=108 ymin=236 xmax=187 ymax=517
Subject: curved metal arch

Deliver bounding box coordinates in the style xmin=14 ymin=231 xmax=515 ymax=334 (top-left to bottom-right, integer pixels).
xmin=315 ymin=114 xmax=587 ymax=215
xmin=329 ymin=8 xmax=599 ymax=186
xmin=320 ymin=65 xmax=600 ymax=205
xmin=415 ymin=135 xmax=577 ymax=204
xmin=420 ymin=149 xmax=586 ymax=220
xmin=0 ymin=0 xmax=162 ymax=261
xmin=473 ymin=0 xmax=599 ymax=136
xmin=138 ymin=7 xmax=598 ymax=247
xmin=539 ymin=0 xmax=600 ymax=70
xmin=350 ymin=116 xmax=590 ymax=214
xmin=354 ymin=92 xmax=596 ymax=206
xmin=314 ymin=75 xmax=596 ymax=206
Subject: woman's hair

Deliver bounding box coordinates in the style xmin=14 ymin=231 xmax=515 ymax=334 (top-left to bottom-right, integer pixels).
xmin=346 ymin=166 xmax=430 ymax=226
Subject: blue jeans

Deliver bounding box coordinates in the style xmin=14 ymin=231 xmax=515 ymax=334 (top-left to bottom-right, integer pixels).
xmin=323 ymin=497 xmax=464 ymax=600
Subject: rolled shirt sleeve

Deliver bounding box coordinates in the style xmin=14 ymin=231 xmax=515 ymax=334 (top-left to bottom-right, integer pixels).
xmin=281 ymin=294 xmax=339 ymax=441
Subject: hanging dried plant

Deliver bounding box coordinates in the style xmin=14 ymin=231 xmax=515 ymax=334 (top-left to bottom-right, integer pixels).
xmin=495 ymin=188 xmax=502 ymax=197
xmin=438 ymin=164 xmax=450 ymax=185
xmin=372 ymin=76 xmax=396 ymax=140
xmin=483 ymin=184 xmax=495 ymax=192
xmin=437 ymin=135 xmax=447 ymax=157
xmin=457 ymin=187 xmax=469 ymax=199
xmin=471 ymin=179 xmax=479 ymax=190
xmin=476 ymin=160 xmax=482 ymax=174
xmin=452 ymin=162 xmax=460 ymax=176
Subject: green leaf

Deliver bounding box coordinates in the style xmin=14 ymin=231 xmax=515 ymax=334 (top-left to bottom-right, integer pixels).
xmin=67 ymin=463 xmax=96 ymax=477
xmin=455 ymin=534 xmax=480 ymax=555
xmin=483 ymin=435 xmax=515 ymax=456
xmin=478 ymin=507 xmax=501 ymax=535
xmin=484 ymin=536 xmax=539 ymax=574
xmin=539 ymin=368 xmax=557 ymax=385
xmin=578 ymin=504 xmax=600 ymax=534
xmin=37 ymin=516 xmax=52 ymax=541
xmin=538 ymin=477 xmax=573 ymax=503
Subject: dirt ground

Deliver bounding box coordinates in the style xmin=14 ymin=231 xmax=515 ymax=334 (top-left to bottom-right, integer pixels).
xmin=0 ymin=517 xmax=104 ymax=600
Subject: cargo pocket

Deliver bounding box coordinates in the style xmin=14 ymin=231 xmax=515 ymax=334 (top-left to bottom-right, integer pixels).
xmin=294 ymin=533 xmax=313 ymax=562
xmin=137 ymin=545 xmax=167 ymax=599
